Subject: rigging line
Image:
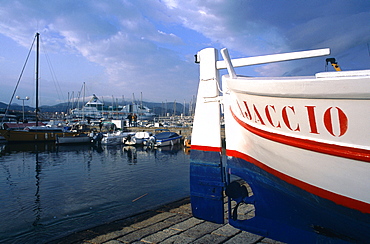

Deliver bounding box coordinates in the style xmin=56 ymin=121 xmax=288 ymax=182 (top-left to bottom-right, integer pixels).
xmin=2 ymin=34 xmax=37 ymax=123
xmin=40 ymin=38 xmax=65 ymax=107
xmin=74 ymin=83 xmax=85 ymax=110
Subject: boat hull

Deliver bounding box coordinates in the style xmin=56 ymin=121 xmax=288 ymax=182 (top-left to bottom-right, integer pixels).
xmin=226 ymin=155 xmax=370 ymax=243
xmin=190 ymin=47 xmax=370 ymax=243
xmin=154 ymin=137 xmax=181 ymax=147
xmin=56 ymin=135 xmax=91 ymax=144
xmin=221 ymin=73 xmax=370 ymax=242
xmin=1 ymin=129 xmax=76 ymax=142
xmin=223 ymin=74 xmax=370 ymax=213
xmin=124 ymin=132 xmax=151 ymax=145
xmin=147 ymin=132 xmax=182 ymax=147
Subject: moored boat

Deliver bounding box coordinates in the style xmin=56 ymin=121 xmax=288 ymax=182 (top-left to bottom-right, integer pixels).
xmin=101 ymin=131 xmax=135 ymax=145
xmin=190 ymin=47 xmax=370 ymax=243
xmin=56 ymin=133 xmax=91 ymax=144
xmin=146 ymin=129 xmax=182 ymax=147
xmin=1 ymin=33 xmax=77 ymax=142
xmin=123 ymin=131 xmax=152 ymax=145
xmin=3 ymin=126 xmax=76 ymax=142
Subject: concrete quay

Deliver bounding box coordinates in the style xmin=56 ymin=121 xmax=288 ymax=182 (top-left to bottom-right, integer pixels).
xmin=53 ymin=198 xmax=283 ymax=244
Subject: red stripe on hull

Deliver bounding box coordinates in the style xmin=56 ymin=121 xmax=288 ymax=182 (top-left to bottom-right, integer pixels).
xmin=231 ymin=108 xmax=370 ymax=163
xmin=227 ymin=147 xmax=370 ymax=214
xmin=191 ymin=145 xmax=222 ymax=152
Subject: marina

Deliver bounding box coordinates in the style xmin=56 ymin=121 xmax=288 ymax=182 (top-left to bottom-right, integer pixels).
xmin=0 ymin=2 xmax=368 ymax=244
xmin=0 ymin=141 xmax=190 ymax=243
xmin=0 ymin=13 xmax=367 ymax=244
xmin=69 ymin=94 xmax=157 ymax=121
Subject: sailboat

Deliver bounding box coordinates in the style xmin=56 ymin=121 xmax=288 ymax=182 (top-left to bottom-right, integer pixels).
xmin=1 ymin=33 xmax=76 ymax=142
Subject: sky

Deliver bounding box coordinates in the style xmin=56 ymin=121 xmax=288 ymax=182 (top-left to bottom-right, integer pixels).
xmin=0 ymin=0 xmax=369 ymax=106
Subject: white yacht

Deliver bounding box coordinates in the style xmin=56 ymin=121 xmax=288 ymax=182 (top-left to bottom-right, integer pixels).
xmin=70 ymin=94 xmax=156 ymax=120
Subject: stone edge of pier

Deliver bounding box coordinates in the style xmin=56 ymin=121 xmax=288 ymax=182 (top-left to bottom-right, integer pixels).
xmin=49 ymin=197 xmax=191 ymax=244
xmin=49 ymin=197 xmax=283 ymax=244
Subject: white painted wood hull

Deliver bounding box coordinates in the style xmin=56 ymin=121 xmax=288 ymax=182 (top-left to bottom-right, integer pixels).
xmin=223 ymin=70 xmax=370 ymax=213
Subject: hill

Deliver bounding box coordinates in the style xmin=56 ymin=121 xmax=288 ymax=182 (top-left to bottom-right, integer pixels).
xmin=0 ymin=100 xmax=193 ymax=118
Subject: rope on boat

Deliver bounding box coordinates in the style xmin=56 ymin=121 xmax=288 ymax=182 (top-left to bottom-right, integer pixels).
xmin=2 ymin=34 xmax=37 ymax=123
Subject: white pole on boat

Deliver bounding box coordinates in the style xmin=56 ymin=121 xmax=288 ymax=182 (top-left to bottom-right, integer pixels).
xmin=217 ymin=48 xmax=330 ymax=69
xmin=220 ymin=49 xmax=236 ymax=79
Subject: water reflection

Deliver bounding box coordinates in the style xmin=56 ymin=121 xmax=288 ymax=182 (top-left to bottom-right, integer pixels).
xmin=0 ymin=142 xmax=57 ymax=154
xmin=123 ymin=146 xmax=138 ymax=164
xmin=33 ymin=149 xmax=41 ymax=227
xmin=0 ymin=142 xmax=190 ymax=244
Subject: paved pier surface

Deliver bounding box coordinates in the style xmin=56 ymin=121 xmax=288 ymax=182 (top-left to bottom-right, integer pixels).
xmin=52 ymin=198 xmax=283 ymax=244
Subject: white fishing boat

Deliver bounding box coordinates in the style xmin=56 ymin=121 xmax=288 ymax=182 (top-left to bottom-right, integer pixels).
xmin=190 ymin=47 xmax=370 ymax=243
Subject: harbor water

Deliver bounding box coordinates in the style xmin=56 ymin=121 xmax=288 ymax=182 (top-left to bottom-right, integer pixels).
xmin=0 ymin=142 xmax=190 ymax=244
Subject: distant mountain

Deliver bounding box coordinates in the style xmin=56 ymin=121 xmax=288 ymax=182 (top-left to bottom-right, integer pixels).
xmin=0 ymin=102 xmax=25 ymax=111
xmin=38 ymin=102 xmax=71 ymax=112
xmin=0 ymin=102 xmax=7 ymax=109
xmin=0 ymin=100 xmax=193 ymax=117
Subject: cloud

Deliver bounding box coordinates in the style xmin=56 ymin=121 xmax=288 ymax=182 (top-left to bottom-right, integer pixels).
xmin=0 ymin=0 xmax=368 ymax=105
xmin=161 ymin=0 xmax=369 ymax=75
xmin=0 ymin=0 xmax=197 ymax=104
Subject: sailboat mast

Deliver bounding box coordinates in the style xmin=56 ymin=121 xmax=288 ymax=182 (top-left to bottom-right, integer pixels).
xmin=140 ymin=92 xmax=143 ymax=121
xmin=35 ymin=33 xmax=40 ymax=126
xmin=82 ymin=82 xmax=85 ymax=121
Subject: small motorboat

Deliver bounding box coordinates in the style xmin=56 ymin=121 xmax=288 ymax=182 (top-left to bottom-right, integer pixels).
xmin=146 ymin=130 xmax=182 ymax=147
xmin=101 ymin=131 xmax=135 ymax=145
xmin=123 ymin=131 xmax=152 ymax=145
xmin=56 ymin=133 xmax=91 ymax=144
